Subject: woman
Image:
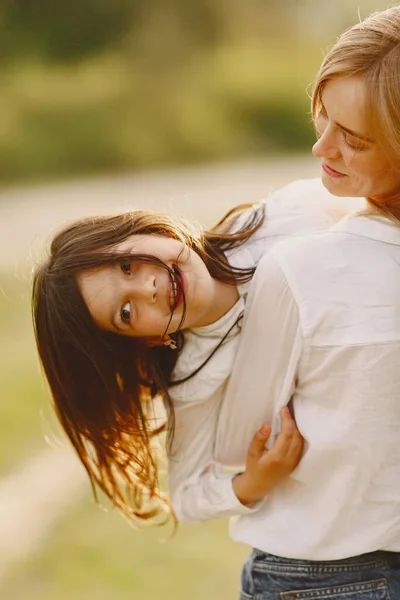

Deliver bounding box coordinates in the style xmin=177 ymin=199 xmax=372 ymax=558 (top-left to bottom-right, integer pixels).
xmin=31 ymin=180 xmax=355 ymax=523
xmin=214 ymin=5 xmax=400 ymax=597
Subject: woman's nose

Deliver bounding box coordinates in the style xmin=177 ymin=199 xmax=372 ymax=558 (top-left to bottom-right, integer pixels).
xmin=312 ymin=128 xmax=341 ymax=160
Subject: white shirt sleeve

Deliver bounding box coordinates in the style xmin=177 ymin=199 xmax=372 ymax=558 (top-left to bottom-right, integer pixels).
xmin=215 ymin=252 xmax=303 ymax=467
xmin=167 ymin=385 xmax=257 ymax=523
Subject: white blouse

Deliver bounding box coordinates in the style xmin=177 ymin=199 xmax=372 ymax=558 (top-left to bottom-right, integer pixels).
xmin=167 ymin=179 xmax=364 ymax=523
xmin=215 ymin=213 xmax=400 ymax=560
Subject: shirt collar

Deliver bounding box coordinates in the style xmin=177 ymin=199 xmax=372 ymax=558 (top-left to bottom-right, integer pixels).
xmin=331 ymin=213 xmax=400 ymax=246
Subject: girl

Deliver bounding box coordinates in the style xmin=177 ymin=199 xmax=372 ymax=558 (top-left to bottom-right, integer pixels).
xmin=32 ymin=180 xmax=357 ymax=524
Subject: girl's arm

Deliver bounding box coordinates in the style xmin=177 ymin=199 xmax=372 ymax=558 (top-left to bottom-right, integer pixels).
xmin=168 ymin=385 xmax=302 ymax=522
xmin=168 ymin=385 xmax=253 ymax=523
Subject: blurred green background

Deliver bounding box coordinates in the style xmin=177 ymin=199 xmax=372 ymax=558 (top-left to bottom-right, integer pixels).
xmin=0 ymin=1 xmax=393 ymax=598
xmin=0 ymin=0 xmax=390 ymax=184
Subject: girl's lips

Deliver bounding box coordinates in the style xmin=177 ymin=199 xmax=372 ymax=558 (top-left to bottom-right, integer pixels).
xmin=175 ymin=268 xmax=186 ymax=309
xmin=178 ymin=268 xmax=186 ymax=298
xmin=169 ymin=266 xmax=185 ymax=310
xmin=168 ymin=276 xmax=178 ymax=310
xmin=322 ymin=162 xmax=346 ymax=178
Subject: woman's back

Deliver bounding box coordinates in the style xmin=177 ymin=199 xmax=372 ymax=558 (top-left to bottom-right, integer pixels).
xmin=216 ymin=213 xmax=400 ymax=560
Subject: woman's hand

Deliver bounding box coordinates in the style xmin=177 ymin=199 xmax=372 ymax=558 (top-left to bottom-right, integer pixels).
xmin=232 ymin=407 xmax=303 ymax=506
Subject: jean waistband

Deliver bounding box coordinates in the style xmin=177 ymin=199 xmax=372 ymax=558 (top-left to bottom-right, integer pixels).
xmin=251 ymin=549 xmax=400 ymax=575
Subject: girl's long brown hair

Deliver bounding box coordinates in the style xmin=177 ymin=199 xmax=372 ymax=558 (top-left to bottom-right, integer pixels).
xmin=32 ymin=203 xmax=264 ymax=523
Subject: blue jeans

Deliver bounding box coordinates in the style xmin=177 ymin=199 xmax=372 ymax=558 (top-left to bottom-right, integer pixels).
xmin=240 ymin=549 xmax=400 ymax=599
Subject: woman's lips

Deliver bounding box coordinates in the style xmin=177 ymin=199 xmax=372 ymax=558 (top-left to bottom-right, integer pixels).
xmin=322 ymin=162 xmax=346 ymax=178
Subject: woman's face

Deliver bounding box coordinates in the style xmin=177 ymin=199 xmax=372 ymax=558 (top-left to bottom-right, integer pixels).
xmin=312 ymin=76 xmax=400 ymax=200
xmin=78 ymin=234 xmax=220 ymax=339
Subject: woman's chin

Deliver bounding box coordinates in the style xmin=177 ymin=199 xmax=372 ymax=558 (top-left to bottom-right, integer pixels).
xmin=320 ymin=171 xmax=353 ymax=197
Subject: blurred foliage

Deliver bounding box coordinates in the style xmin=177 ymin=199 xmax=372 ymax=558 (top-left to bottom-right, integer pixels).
xmin=0 ymin=0 xmax=390 ymax=183
xmin=1 ymin=0 xmax=136 ymax=62
xmin=0 ymin=0 xmax=303 ymax=63
xmin=0 ymin=45 xmax=319 ymax=182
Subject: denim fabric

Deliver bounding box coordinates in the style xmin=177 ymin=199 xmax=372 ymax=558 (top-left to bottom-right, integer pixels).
xmin=240 ymin=549 xmax=400 ymax=600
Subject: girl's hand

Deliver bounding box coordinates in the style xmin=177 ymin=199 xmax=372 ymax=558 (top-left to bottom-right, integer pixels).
xmin=232 ymin=407 xmax=303 ymax=506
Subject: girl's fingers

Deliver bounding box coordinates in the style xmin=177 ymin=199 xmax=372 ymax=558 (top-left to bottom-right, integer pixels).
xmin=286 ymin=427 xmax=304 ymax=466
xmin=246 ymin=423 xmax=271 ymax=463
xmin=268 ymin=407 xmax=295 ymax=457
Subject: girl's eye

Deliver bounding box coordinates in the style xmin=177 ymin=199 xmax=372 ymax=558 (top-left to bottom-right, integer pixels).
xmin=121 ymin=262 xmax=131 ymax=275
xmin=121 ymin=302 xmax=131 ymax=325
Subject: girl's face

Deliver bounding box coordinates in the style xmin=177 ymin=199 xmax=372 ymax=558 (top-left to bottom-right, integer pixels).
xmin=78 ymin=234 xmax=222 ymax=339
xmin=312 ymin=76 xmax=400 ymax=200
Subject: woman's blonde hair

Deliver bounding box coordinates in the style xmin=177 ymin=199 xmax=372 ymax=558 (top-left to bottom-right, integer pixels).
xmin=312 ymin=6 xmax=400 ymax=220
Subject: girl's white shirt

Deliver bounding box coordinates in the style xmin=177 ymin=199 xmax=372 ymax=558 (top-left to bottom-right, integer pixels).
xmin=215 ymin=212 xmax=400 ymax=560
xmin=167 ymin=178 xmax=365 ymax=524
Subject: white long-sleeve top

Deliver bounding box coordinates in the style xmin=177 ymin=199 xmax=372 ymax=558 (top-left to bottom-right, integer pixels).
xmin=167 ymin=178 xmax=364 ymax=523
xmin=215 ymin=212 xmax=400 ymax=560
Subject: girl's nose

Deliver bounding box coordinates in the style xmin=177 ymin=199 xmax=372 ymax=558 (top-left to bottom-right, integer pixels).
xmin=129 ymin=268 xmax=157 ymax=303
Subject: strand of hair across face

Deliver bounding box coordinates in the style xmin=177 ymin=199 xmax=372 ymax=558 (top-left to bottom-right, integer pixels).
xmin=169 ymin=311 xmax=244 ymax=386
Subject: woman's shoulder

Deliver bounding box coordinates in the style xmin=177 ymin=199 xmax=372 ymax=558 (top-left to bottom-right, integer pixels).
xmin=257 ymin=217 xmax=362 ymax=296
xmin=265 ymin=178 xmax=364 ymax=230
xmin=267 ymin=178 xmax=342 ymax=207
xmin=228 ymin=179 xmax=361 ymax=268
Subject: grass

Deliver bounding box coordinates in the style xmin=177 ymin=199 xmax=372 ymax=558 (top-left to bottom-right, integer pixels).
xmin=1 ymin=495 xmax=250 ymax=600
xmin=0 ymin=272 xmax=54 ymax=474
